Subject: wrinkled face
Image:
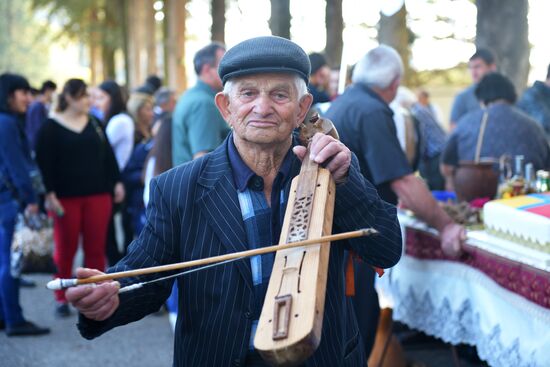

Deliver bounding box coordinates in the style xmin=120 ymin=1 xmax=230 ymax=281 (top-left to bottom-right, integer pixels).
xmin=468 ymin=58 xmax=495 ymax=84
xmin=215 ymin=73 xmax=312 ymax=147
xmin=8 ymin=89 xmax=31 ymax=114
xmin=93 ymin=88 xmax=111 ymax=115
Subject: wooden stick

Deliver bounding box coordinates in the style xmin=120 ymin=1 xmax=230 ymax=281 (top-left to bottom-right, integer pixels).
xmin=47 ymin=229 xmax=377 ymax=290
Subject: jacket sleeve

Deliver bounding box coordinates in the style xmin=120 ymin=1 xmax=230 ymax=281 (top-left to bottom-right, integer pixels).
xmin=78 ymin=175 xmax=179 ymax=339
xmin=0 ymin=119 xmax=37 ymax=204
xmin=332 ymin=154 xmax=402 ymax=269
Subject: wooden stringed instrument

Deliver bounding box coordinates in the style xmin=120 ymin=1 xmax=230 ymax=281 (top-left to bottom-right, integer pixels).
xmin=254 ymin=114 xmax=339 ymax=366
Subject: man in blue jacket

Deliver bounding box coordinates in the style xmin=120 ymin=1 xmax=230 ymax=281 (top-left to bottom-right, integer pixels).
xmin=66 ymin=36 xmax=402 ymax=366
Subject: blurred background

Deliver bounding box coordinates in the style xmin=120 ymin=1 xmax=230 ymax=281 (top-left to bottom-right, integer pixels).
xmin=0 ymin=0 xmax=548 ymax=127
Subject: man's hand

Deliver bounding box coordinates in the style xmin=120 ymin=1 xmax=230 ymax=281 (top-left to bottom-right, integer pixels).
xmin=293 ymin=133 xmax=351 ymax=184
xmin=66 ymin=268 xmax=120 ymax=321
xmin=440 ymin=222 xmax=466 ymax=258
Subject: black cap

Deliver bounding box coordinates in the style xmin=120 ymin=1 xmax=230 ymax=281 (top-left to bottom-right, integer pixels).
xmin=218 ymin=36 xmax=310 ymax=85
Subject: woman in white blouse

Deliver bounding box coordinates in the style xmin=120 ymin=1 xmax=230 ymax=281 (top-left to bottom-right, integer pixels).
xmin=93 ymin=80 xmax=134 ymax=171
xmin=92 ymin=80 xmax=134 ymax=265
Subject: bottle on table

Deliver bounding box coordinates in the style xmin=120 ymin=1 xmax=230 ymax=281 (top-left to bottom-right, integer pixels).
xmin=536 ymin=170 xmax=550 ymax=193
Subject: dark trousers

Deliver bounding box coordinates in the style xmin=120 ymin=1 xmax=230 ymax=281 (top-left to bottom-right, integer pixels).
xmin=350 ymin=258 xmax=380 ymax=359
xmin=105 ymin=202 xmax=133 ymax=266
xmin=0 ymin=200 xmax=24 ymax=326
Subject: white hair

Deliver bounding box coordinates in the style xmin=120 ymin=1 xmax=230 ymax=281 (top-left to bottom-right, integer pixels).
xmin=352 ymin=45 xmax=404 ymax=90
xmin=223 ymin=74 xmax=308 ymax=99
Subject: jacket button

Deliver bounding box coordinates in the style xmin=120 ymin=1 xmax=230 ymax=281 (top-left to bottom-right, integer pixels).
xmin=233 ymin=359 xmax=241 ymax=366
xmin=244 ymin=311 xmax=251 ymax=319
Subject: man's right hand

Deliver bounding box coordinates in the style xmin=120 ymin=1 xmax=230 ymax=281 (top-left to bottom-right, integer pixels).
xmin=66 ymin=268 xmax=120 ymax=321
xmin=440 ymin=222 xmax=466 ymax=258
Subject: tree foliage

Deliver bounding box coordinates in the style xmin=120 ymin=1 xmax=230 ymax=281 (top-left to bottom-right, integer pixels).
xmin=31 ymin=0 xmax=122 ymax=48
xmin=0 ymin=0 xmax=53 ymax=83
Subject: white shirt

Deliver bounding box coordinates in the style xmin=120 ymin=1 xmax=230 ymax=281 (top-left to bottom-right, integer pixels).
xmin=143 ymin=156 xmax=155 ymax=207
xmin=105 ymin=113 xmax=134 ymax=170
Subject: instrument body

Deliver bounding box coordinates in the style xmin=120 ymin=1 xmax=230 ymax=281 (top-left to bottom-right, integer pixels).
xmin=254 ymin=116 xmax=337 ymax=366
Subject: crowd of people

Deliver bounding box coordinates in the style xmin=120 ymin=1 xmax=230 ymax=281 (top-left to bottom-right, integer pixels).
xmin=0 ymin=34 xmax=549 ymax=366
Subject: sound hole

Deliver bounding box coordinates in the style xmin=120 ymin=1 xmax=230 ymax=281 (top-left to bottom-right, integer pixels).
xmin=288 ymin=194 xmax=313 ymax=242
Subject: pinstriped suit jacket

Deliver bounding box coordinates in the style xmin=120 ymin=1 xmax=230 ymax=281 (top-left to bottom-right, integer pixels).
xmin=79 ymin=135 xmax=402 ymax=367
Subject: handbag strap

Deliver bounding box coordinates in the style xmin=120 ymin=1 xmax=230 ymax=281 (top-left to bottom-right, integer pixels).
xmin=474 ymin=110 xmax=489 ymax=164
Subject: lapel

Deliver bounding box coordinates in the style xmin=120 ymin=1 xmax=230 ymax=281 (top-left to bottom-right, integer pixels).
xmin=196 ymin=135 xmax=253 ymax=291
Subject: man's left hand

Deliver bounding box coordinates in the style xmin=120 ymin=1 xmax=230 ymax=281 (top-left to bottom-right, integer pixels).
xmin=293 ymin=133 xmax=351 ymax=184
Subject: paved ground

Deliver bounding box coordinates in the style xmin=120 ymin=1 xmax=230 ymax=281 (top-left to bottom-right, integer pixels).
xmin=0 ymin=274 xmax=487 ymax=367
xmin=0 ymin=274 xmax=173 ymax=367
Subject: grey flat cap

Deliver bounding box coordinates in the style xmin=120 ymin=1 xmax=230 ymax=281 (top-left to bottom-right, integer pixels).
xmin=218 ymin=36 xmax=310 ymax=85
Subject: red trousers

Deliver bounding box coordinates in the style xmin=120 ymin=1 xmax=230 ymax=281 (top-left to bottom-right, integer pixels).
xmin=52 ymin=193 xmax=112 ymax=303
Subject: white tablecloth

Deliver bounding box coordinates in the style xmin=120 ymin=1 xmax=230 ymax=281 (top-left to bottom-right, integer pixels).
xmin=377 ymin=215 xmax=550 ymax=367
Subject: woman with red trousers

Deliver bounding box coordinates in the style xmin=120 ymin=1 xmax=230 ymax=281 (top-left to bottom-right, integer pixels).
xmin=35 ymin=79 xmax=124 ymax=317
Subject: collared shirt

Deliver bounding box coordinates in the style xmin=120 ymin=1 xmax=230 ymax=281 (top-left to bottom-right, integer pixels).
xmin=228 ymin=136 xmax=295 ymax=351
xmin=450 ymin=84 xmax=481 ymax=124
xmin=325 ymin=83 xmax=412 ymax=205
xmin=172 ymin=80 xmax=230 ymax=166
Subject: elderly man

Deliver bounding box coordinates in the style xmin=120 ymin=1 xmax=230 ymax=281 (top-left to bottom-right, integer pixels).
xmin=325 ymin=45 xmax=465 ymax=357
xmin=66 ymin=36 xmax=402 ymax=366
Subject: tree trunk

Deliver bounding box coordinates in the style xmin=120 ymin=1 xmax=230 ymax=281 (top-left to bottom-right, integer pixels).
xmin=378 ymin=3 xmax=414 ymax=86
xmin=127 ymin=0 xmax=156 ymax=88
xmin=269 ymin=0 xmax=291 ymax=39
xmin=119 ymin=0 xmax=130 ymax=86
xmin=211 ymin=0 xmax=225 ymax=43
xmin=145 ymin=0 xmax=157 ymax=76
xmin=476 ymin=0 xmax=529 ymax=92
xmin=325 ymin=0 xmax=343 ymax=69
xmin=165 ymin=0 xmax=187 ymax=94
xmin=89 ymin=5 xmax=102 ymax=85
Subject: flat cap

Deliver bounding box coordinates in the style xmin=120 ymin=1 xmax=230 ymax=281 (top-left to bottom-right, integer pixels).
xmin=218 ymin=36 xmax=310 ymax=85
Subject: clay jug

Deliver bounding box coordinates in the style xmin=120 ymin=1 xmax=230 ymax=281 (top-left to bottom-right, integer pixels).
xmin=453 ymin=160 xmax=498 ymax=202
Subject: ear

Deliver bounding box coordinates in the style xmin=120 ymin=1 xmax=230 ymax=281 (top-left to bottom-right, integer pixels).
xmin=214 ymin=92 xmax=231 ymax=124
xmin=390 ymin=77 xmax=401 ymax=92
xmin=295 ymin=94 xmax=313 ymax=128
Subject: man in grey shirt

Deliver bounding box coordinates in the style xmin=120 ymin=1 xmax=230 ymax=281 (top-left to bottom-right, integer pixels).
xmin=450 ymin=49 xmax=496 ymax=130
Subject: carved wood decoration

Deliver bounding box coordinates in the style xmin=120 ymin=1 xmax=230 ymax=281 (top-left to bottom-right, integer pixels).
xmin=254 ymin=115 xmax=337 ymax=366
